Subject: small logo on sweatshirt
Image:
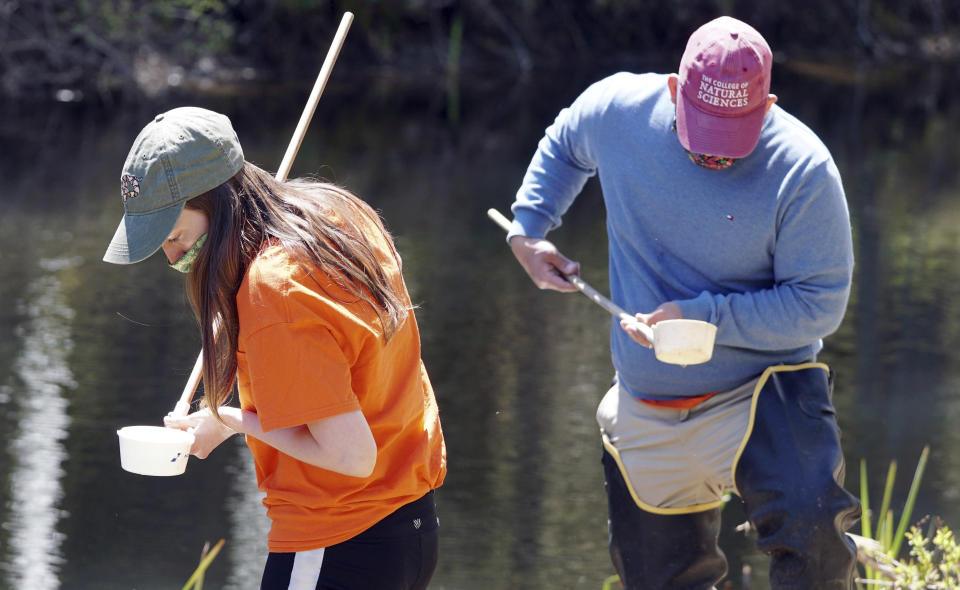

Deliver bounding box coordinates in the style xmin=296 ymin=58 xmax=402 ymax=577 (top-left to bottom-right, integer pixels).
xmin=413 ymin=518 xmax=422 ymax=530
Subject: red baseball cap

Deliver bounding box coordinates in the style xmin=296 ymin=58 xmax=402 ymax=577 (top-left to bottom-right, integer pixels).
xmin=676 ymin=17 xmax=773 ymax=158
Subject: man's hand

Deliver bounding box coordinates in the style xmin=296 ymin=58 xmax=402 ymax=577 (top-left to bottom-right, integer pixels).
xmin=509 ymin=236 xmax=581 ymax=292
xmin=620 ymin=301 xmax=683 ymax=346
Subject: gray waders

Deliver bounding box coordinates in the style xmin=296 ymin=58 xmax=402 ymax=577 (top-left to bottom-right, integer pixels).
xmin=602 ymin=365 xmax=861 ymax=589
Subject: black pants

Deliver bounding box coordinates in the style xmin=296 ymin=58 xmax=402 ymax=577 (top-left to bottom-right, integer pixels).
xmin=603 ymin=366 xmax=861 ymax=590
xmin=260 ymin=491 xmax=439 ymax=590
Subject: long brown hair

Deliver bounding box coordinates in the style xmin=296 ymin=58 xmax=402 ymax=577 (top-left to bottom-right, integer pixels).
xmin=184 ymin=161 xmax=408 ymax=421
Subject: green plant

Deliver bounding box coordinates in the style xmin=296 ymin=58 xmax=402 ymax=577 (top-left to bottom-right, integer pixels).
xmin=182 ymin=539 xmax=225 ymax=590
xmin=891 ymin=518 xmax=960 ymax=589
xmin=856 ymin=445 xmax=931 ymax=588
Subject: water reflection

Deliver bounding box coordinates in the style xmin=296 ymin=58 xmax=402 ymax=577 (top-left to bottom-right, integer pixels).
xmin=223 ymin=439 xmax=270 ymax=589
xmin=0 ymin=60 xmax=958 ymax=589
xmin=2 ymin=257 xmax=79 ymax=589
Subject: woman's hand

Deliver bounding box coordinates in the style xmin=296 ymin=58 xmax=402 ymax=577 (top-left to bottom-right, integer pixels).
xmin=620 ymin=301 xmax=683 ymax=346
xmin=166 ymin=406 xmax=377 ymax=478
xmin=509 ymin=236 xmax=581 ymax=292
xmin=164 ymin=407 xmax=240 ymax=459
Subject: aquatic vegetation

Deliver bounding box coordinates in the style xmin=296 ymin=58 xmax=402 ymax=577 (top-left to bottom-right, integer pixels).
xmin=181 ymin=539 xmax=225 ymax=590
xmin=891 ymin=519 xmax=960 ymax=589
xmin=601 ymin=573 xmax=622 ymax=589
xmin=855 ymin=445 xmax=940 ymax=588
xmin=855 ymin=517 xmax=960 ymax=589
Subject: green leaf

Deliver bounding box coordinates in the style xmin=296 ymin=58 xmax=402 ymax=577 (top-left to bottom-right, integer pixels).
xmin=889 ymin=446 xmax=930 ymax=559
xmin=601 ymin=574 xmax=621 ymax=590
xmin=876 ymin=460 xmax=897 ymax=548
xmin=181 ymin=539 xmax=226 ymax=590
xmin=860 ymin=458 xmax=873 ymax=539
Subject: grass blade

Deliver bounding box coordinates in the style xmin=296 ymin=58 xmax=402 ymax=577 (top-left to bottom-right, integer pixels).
xmin=882 ymin=510 xmax=894 ymax=551
xmin=860 ymin=459 xmax=873 ymax=539
xmin=889 ymin=445 xmax=930 ymax=559
xmin=859 ymin=458 xmax=876 ymax=584
xmin=602 ymin=574 xmax=621 ymax=590
xmin=181 ymin=539 xmax=226 ymax=590
xmin=875 ymin=461 xmax=897 ymax=548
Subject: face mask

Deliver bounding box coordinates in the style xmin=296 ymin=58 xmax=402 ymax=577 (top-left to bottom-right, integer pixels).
xmin=684 ymin=151 xmax=737 ymax=170
xmin=672 ymin=118 xmax=737 ymax=171
xmin=169 ymin=233 xmax=207 ymax=273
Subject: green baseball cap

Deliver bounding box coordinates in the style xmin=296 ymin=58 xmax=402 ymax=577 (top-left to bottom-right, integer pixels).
xmin=103 ymin=107 xmax=244 ymax=264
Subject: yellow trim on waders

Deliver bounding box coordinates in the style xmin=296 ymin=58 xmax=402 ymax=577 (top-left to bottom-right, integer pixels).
xmin=728 ymin=362 xmax=830 ymax=498
xmin=601 ymin=434 xmax=725 ymax=515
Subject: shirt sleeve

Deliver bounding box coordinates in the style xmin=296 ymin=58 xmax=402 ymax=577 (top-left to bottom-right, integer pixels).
xmin=508 ymin=82 xmax=602 ymax=241
xmin=243 ymin=321 xmax=362 ymax=432
xmin=675 ymin=159 xmax=854 ymax=349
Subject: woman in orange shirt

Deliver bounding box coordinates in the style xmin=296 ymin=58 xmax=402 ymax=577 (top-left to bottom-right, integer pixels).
xmin=104 ymin=107 xmax=446 ymax=590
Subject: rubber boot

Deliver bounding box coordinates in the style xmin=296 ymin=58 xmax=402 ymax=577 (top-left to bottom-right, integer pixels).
xmin=603 ymin=449 xmax=727 ymax=590
xmin=734 ymin=366 xmax=860 ymax=590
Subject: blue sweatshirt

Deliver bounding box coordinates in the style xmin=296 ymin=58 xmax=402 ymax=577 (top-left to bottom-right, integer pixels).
xmin=508 ymin=72 xmax=854 ymax=399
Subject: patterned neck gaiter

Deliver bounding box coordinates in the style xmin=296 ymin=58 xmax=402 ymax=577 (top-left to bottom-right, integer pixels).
xmin=169 ymin=233 xmax=207 ymax=274
xmin=672 ymin=119 xmax=737 ymax=171
xmin=684 ymin=151 xmax=736 ymax=170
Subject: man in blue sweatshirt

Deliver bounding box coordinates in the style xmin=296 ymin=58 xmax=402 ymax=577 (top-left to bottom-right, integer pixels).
xmin=506 ymin=16 xmax=860 ymax=590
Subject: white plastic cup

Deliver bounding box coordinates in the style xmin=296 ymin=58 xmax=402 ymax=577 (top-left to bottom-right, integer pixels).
xmin=117 ymin=425 xmax=194 ymax=476
xmin=652 ymin=319 xmax=718 ymax=366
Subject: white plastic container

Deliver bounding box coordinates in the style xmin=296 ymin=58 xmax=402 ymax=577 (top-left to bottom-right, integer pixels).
xmin=117 ymin=425 xmax=194 ymax=476
xmin=651 ymin=319 xmax=718 ymax=366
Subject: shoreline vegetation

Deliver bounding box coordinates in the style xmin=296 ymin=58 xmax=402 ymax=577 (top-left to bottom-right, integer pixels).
xmin=1 ymin=0 xmax=958 ymax=103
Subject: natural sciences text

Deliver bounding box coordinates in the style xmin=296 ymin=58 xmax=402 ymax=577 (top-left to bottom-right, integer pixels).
xmin=696 ymin=75 xmax=751 ymax=109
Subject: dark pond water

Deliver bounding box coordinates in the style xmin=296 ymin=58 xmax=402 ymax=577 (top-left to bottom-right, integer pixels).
xmin=1 ymin=58 xmax=959 ymax=590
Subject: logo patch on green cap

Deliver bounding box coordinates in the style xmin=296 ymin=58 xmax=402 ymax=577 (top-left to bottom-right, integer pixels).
xmin=121 ymin=174 xmax=142 ymax=202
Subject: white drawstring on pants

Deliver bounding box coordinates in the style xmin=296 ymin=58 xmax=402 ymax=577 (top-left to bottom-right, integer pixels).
xmin=288 ymin=547 xmax=325 ymax=590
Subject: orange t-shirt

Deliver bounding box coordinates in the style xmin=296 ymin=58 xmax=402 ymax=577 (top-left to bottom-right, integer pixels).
xmin=235 ymin=227 xmax=446 ymax=552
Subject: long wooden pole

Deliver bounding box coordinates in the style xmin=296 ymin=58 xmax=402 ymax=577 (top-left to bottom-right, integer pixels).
xmin=171 ymin=12 xmax=355 ymax=417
